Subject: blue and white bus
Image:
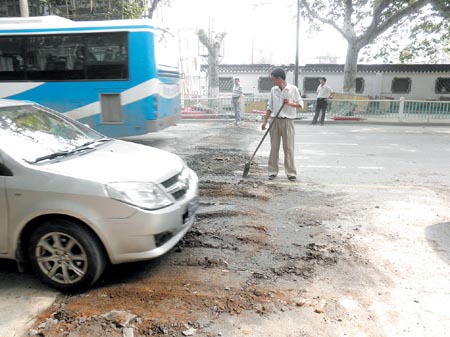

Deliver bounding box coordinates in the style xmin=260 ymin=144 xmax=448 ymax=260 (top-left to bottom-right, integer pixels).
xmin=0 ymin=16 xmax=181 ymax=138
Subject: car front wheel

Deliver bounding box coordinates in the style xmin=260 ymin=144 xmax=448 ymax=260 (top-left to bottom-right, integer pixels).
xmin=28 ymin=219 xmax=106 ymax=292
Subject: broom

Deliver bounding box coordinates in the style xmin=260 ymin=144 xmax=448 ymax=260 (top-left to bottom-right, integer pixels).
xmin=242 ymin=102 xmax=286 ymax=178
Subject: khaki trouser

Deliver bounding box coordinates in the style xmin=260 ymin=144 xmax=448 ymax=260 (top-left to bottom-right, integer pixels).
xmin=268 ymin=118 xmax=297 ymax=177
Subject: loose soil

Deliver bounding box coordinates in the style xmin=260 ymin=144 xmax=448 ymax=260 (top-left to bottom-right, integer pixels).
xmin=27 ymin=122 xmax=450 ymax=337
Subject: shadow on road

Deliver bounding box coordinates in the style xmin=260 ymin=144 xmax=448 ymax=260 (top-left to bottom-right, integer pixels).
xmin=95 ymin=257 xmax=164 ymax=288
xmin=0 ymin=258 xmax=53 ymax=291
xmin=0 ymin=259 xmax=18 ymax=272
xmin=425 ymin=222 xmax=450 ymax=265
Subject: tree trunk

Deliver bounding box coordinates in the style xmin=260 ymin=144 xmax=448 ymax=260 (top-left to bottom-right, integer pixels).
xmin=343 ymin=39 xmax=360 ymax=94
xmin=197 ymin=30 xmax=225 ymax=98
xmin=208 ymin=48 xmax=220 ymax=98
xmin=19 ymin=0 xmax=29 ymax=17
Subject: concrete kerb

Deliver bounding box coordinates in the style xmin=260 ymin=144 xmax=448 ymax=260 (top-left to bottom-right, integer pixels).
xmin=179 ymin=118 xmax=450 ymax=127
xmin=294 ymin=118 xmax=450 ymax=127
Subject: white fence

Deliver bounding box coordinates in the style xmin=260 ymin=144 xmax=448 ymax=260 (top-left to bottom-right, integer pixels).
xmin=181 ymin=96 xmax=450 ymax=122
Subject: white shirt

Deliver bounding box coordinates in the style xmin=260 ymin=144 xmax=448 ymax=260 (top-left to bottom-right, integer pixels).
xmin=317 ymin=84 xmax=333 ymax=98
xmin=232 ymin=83 xmax=243 ymax=98
xmin=267 ymin=83 xmax=303 ymax=119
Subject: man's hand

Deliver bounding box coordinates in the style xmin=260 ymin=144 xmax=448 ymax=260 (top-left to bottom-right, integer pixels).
xmin=262 ymin=110 xmax=271 ymax=130
xmin=261 ymin=121 xmax=267 ymax=130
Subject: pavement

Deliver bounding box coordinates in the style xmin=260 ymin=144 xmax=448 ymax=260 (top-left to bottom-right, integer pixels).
xmin=0 ymin=262 xmax=56 ymax=337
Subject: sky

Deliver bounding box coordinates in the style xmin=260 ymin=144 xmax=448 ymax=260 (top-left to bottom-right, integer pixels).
xmin=155 ymin=0 xmax=348 ymax=66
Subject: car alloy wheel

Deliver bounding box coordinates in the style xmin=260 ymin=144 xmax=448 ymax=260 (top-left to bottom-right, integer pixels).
xmin=35 ymin=231 xmax=88 ymax=285
xmin=28 ymin=219 xmax=106 ymax=292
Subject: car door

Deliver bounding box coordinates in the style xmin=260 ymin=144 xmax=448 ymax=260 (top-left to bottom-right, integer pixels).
xmin=0 ymin=156 xmax=10 ymax=253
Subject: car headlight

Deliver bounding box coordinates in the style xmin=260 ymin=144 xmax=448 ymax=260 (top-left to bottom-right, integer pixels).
xmin=179 ymin=164 xmax=191 ymax=184
xmin=106 ymin=182 xmax=173 ymax=210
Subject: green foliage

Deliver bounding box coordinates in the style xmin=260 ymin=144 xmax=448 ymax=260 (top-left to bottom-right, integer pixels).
xmin=400 ymin=18 xmax=450 ymax=63
xmin=30 ymin=0 xmax=167 ymax=20
xmin=431 ymin=0 xmax=450 ymax=18
xmin=360 ymin=6 xmax=449 ymax=63
xmin=106 ymin=0 xmax=146 ymax=19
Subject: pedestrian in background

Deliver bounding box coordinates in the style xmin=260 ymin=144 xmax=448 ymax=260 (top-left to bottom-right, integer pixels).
xmin=311 ymin=77 xmax=334 ymax=125
xmin=262 ymin=68 xmax=303 ymax=181
xmin=232 ymin=78 xmax=243 ymax=125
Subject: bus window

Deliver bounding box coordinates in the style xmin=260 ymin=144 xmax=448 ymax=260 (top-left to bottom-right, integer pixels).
xmin=26 ymin=35 xmax=84 ymax=80
xmin=85 ymin=33 xmax=128 ymax=80
xmin=16 ymin=33 xmax=129 ymax=81
xmin=0 ymin=37 xmax=25 ymax=80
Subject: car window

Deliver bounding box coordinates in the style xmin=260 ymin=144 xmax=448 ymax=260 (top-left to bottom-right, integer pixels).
xmin=0 ymin=104 xmax=105 ymax=163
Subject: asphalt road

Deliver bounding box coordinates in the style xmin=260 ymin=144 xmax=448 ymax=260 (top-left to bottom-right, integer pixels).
xmin=256 ymin=123 xmax=450 ymax=187
xmin=1 ymin=121 xmax=449 ymax=337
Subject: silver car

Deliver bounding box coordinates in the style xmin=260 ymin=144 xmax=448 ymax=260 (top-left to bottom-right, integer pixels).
xmin=0 ymin=99 xmax=199 ymax=292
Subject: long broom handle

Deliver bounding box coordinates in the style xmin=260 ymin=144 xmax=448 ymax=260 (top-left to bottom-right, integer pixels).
xmin=248 ymin=102 xmax=286 ymax=163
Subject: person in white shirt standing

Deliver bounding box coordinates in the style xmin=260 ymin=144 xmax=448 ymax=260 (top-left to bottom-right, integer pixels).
xmin=231 ymin=78 xmax=243 ymax=125
xmin=311 ymin=77 xmax=334 ymax=125
xmin=262 ymin=68 xmax=303 ymax=181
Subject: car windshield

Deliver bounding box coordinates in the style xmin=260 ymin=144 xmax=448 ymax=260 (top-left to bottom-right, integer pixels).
xmin=0 ymin=103 xmax=106 ymax=163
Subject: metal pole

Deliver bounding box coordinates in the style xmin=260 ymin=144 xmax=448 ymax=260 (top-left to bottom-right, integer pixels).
xmin=19 ymin=0 xmax=29 ymax=17
xmin=294 ymin=0 xmax=300 ymax=87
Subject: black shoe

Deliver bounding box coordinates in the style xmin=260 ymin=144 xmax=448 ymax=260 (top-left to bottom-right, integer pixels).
xmin=288 ymin=176 xmax=296 ymax=181
xmin=309 ymin=122 xmax=316 ymax=125
xmin=268 ymin=175 xmax=276 ymax=180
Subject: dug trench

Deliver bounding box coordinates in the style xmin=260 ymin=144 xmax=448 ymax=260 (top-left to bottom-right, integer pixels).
xmin=29 ymin=123 xmax=385 ymax=337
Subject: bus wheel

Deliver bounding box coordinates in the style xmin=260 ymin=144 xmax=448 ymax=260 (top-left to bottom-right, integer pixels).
xmin=28 ymin=219 xmax=106 ymax=293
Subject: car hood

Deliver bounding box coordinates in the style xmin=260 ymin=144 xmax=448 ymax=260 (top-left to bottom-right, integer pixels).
xmin=40 ymin=139 xmax=184 ymax=183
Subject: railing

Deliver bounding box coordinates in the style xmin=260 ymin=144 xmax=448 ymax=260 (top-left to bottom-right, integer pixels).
xmin=326 ymin=98 xmax=450 ymax=121
xmin=181 ymin=96 xmax=450 ymax=122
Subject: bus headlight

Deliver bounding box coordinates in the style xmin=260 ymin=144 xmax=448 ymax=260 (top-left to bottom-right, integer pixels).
xmin=106 ymin=182 xmax=173 ymax=210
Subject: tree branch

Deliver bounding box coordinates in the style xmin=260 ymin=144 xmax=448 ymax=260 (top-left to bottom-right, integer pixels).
xmin=364 ymin=0 xmax=431 ymax=44
xmin=148 ymin=0 xmax=160 ymax=18
xmin=300 ymin=0 xmax=350 ymax=40
xmin=197 ymin=29 xmax=212 ymax=53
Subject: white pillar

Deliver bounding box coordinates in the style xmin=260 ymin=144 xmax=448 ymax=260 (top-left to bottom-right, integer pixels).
xmin=240 ymin=95 xmax=245 ymax=115
xmin=399 ymin=97 xmax=405 ymax=121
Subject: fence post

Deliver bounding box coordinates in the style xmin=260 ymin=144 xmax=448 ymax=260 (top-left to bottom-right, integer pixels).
xmin=240 ymin=95 xmax=245 ymax=116
xmin=399 ymin=97 xmax=405 ymax=121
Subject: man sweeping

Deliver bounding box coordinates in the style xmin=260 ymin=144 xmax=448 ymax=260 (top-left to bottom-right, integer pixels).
xmin=261 ymin=68 xmax=303 ymax=181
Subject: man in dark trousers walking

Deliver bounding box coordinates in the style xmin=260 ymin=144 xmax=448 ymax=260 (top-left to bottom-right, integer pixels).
xmin=311 ymin=77 xmax=334 ymax=125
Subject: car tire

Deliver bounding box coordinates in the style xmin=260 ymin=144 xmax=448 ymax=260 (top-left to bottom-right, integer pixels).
xmin=28 ymin=219 xmax=106 ymax=293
